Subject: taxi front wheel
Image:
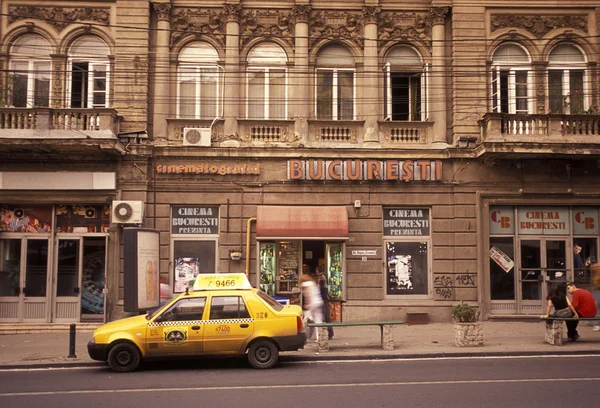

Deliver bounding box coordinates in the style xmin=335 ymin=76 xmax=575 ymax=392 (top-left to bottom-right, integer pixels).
xmin=248 ymin=340 xmax=279 ymax=369
xmin=108 ymin=343 xmax=141 ymax=373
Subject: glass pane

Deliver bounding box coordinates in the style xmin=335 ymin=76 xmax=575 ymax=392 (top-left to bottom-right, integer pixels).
xmin=515 ymin=71 xmax=528 ymax=113
xmin=25 ymin=240 xmax=48 ymax=297
xmin=573 ymin=238 xmax=596 ymax=286
xmin=179 ymin=74 xmax=196 ymax=119
xmin=548 ymin=71 xmax=564 ymax=113
xmin=209 ymin=296 xmax=249 ymax=319
xmin=247 ymin=71 xmax=265 ymax=119
xmin=316 ymin=71 xmax=333 ymax=119
xmin=12 ymin=72 xmax=28 ymax=107
xmin=163 ymin=297 xmax=206 ymax=321
xmin=520 ymin=240 xmax=540 ymax=268
xmin=92 ymin=65 xmax=107 ymax=107
xmin=410 ymin=75 xmax=422 ymax=120
xmin=56 ymin=240 xmax=79 ymax=297
xmin=0 ymin=239 xmax=21 ymax=297
xmin=199 ymin=69 xmax=217 ymax=118
xmin=391 ymin=73 xmax=409 ymax=120
xmin=337 ymin=71 xmax=353 ymax=120
xmin=546 ymin=240 xmax=566 ymax=274
xmin=490 ymin=237 xmax=515 ymax=300
xmin=269 ymin=69 xmax=285 ymax=119
xmin=173 ymin=241 xmax=216 ymax=292
xmin=81 ymin=237 xmax=106 ymax=315
xmin=569 ymin=70 xmax=584 ymax=114
xmin=521 ymin=281 xmax=541 ymax=300
xmin=33 ymin=62 xmax=51 ymax=107
xmin=385 ymin=241 xmax=428 ymax=295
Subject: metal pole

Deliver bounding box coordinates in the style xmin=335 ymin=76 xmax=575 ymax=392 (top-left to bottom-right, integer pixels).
xmin=68 ymin=323 xmax=77 ymax=358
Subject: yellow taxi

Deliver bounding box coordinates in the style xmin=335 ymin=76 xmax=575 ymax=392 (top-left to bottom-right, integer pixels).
xmin=87 ymin=273 xmax=306 ymax=372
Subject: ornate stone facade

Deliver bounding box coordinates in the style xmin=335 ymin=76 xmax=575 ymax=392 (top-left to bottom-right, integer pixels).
xmin=152 ymin=3 xmax=171 ymax=22
xmin=378 ymin=11 xmax=432 ymax=49
xmin=240 ymin=10 xmax=294 ymax=49
xmin=170 ymin=8 xmax=225 ymax=47
xmin=491 ymin=14 xmax=588 ymax=37
xmin=8 ymin=5 xmax=110 ymax=31
xmin=309 ymin=11 xmax=364 ymax=49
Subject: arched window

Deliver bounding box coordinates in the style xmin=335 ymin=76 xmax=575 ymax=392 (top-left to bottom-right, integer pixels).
xmin=384 ymin=46 xmax=427 ymax=121
xmin=315 ymin=44 xmax=355 ymax=120
xmin=68 ymin=36 xmax=111 ymax=108
xmin=547 ymin=44 xmax=587 ymax=114
xmin=246 ymin=43 xmax=287 ymax=119
xmin=178 ymin=42 xmax=221 ymax=119
xmin=490 ymin=44 xmax=532 ymax=114
xmin=9 ymin=34 xmax=52 ymax=107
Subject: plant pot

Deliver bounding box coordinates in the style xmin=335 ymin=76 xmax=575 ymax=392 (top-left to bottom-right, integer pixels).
xmin=453 ymin=321 xmax=483 ymax=347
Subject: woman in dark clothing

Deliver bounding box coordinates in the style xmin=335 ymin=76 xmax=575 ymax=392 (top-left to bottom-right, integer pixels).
xmin=542 ymin=283 xmax=578 ymax=319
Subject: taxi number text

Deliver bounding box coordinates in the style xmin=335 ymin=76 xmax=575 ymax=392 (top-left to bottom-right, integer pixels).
xmin=255 ymin=312 xmax=268 ymax=319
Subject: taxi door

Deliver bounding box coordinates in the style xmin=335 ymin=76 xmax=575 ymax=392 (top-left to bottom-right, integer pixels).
xmin=145 ymin=297 xmax=206 ymax=356
xmin=202 ymin=294 xmax=254 ymax=353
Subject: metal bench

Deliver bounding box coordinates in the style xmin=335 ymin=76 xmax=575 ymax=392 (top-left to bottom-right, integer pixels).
xmin=538 ymin=317 xmax=600 ymax=346
xmin=307 ymin=321 xmax=404 ymax=352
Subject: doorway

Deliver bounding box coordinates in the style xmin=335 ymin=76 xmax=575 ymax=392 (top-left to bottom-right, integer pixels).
xmin=301 ymin=240 xmax=326 ymax=275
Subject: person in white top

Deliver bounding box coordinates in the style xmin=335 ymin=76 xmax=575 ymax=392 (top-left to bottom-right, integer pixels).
xmin=301 ymin=273 xmax=324 ymax=341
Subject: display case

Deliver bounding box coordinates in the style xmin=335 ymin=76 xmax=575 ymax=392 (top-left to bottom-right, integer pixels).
xmin=259 ymin=242 xmax=276 ymax=296
xmin=277 ymin=241 xmax=299 ymax=294
xmin=326 ymin=243 xmax=343 ymax=300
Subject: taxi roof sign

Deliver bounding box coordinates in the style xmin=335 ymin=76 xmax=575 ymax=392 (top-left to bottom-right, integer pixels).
xmin=192 ymin=273 xmax=253 ymax=291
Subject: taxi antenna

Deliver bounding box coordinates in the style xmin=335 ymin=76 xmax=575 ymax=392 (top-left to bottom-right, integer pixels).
xmin=185 ymin=287 xmax=189 ymax=295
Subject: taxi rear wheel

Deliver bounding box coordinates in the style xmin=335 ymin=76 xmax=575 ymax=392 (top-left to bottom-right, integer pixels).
xmin=108 ymin=343 xmax=141 ymax=373
xmin=248 ymin=340 xmax=279 ymax=369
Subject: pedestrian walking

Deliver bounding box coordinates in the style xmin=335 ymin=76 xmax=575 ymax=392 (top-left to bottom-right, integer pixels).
xmin=316 ymin=265 xmax=334 ymax=340
xmin=301 ymin=272 xmax=324 ymax=341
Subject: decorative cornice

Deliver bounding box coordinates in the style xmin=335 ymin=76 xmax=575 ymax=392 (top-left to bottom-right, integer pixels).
xmin=491 ymin=14 xmax=588 ymax=38
xmin=153 ymin=3 xmax=172 ymax=22
xmin=8 ymin=5 xmax=110 ymax=31
xmin=171 ymin=8 xmax=225 ymax=47
xmin=292 ymin=5 xmax=311 ymax=24
xmin=429 ymin=7 xmax=449 ymax=26
xmin=309 ymin=11 xmax=363 ymax=49
xmin=362 ymin=6 xmax=380 ymax=25
xmin=241 ymin=10 xmax=294 ymax=49
xmin=223 ymin=3 xmax=241 ymax=23
xmin=378 ymin=11 xmax=431 ymax=48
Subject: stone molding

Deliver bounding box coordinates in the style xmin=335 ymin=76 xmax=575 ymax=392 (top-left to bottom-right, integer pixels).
xmin=378 ymin=11 xmax=431 ymax=48
xmin=491 ymin=14 xmax=588 ymax=38
xmin=8 ymin=5 xmax=110 ymax=31
xmin=362 ymin=6 xmax=380 ymax=25
xmin=223 ymin=3 xmax=241 ymax=23
xmin=241 ymin=10 xmax=294 ymax=49
xmin=429 ymin=7 xmax=449 ymax=26
xmin=171 ymin=8 xmax=225 ymax=47
xmin=152 ymin=3 xmax=172 ymax=22
xmin=309 ymin=11 xmax=363 ymax=49
xmin=292 ymin=5 xmax=311 ymax=24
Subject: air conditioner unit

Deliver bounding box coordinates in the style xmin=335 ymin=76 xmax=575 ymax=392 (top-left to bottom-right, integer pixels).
xmin=183 ymin=127 xmax=212 ymax=146
xmin=112 ymin=201 xmax=144 ymax=224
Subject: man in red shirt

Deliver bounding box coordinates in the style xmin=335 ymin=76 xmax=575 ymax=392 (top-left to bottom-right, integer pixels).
xmin=566 ymin=282 xmax=598 ymax=341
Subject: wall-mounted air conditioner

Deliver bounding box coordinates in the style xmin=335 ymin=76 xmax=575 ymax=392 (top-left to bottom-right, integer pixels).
xmin=183 ymin=127 xmax=212 ymax=146
xmin=112 ymin=201 xmax=144 ymax=224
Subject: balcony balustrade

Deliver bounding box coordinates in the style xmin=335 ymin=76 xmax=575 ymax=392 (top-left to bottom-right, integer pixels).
xmin=378 ymin=120 xmax=432 ymax=145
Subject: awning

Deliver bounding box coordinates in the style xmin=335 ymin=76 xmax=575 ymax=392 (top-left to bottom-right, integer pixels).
xmin=256 ymin=206 xmax=349 ymax=240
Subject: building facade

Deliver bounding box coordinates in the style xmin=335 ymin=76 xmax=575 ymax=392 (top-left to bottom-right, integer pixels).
xmin=1 ymin=0 xmax=599 ymax=324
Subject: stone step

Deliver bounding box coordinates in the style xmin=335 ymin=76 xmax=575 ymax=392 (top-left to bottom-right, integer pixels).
xmin=0 ymin=323 xmax=102 ymax=335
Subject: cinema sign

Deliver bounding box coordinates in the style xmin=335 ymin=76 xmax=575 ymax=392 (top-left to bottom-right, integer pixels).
xmin=288 ymin=159 xmax=442 ymax=181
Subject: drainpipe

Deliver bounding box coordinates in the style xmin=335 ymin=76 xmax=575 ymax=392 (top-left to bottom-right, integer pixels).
xmin=245 ymin=217 xmax=257 ymax=279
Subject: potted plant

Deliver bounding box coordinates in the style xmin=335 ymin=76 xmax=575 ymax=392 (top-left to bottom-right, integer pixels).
xmin=452 ymin=301 xmax=483 ymax=347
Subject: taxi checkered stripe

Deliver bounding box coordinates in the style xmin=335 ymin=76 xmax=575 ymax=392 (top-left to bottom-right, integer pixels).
xmin=149 ymin=318 xmax=254 ymax=327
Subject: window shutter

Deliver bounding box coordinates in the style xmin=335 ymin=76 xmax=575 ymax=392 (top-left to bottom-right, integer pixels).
xmin=384 ymin=62 xmax=392 ymax=120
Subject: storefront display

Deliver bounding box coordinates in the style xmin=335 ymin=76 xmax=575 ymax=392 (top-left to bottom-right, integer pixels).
xmin=277 ymin=241 xmax=299 ymax=295
xmin=259 ymin=243 xmax=276 ymax=295
xmin=326 ymin=243 xmax=343 ymax=299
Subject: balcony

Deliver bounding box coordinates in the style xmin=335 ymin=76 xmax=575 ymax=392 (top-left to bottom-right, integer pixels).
xmin=378 ymin=120 xmax=433 ymax=146
xmin=308 ymin=120 xmax=364 ymax=146
xmin=478 ymin=113 xmax=600 ymax=157
xmin=0 ymin=108 xmax=125 ymax=158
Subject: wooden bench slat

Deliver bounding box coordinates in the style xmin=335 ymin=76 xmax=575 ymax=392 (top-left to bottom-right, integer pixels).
xmin=307 ymin=321 xmax=404 ymax=327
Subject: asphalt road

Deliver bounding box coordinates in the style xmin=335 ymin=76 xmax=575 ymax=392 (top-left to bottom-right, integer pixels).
xmin=1 ymin=355 xmax=599 ymax=408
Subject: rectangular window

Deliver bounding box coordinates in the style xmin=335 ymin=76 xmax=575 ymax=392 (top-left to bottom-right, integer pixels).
xmin=548 ymin=71 xmax=563 ymax=113
xmin=10 ymin=61 xmax=50 ymax=108
xmin=385 ymin=241 xmax=428 ymax=295
xmin=384 ymin=70 xmax=423 ymax=121
xmin=177 ymin=67 xmax=219 ymax=119
xmin=172 ymin=241 xmax=217 ymax=293
xmin=491 ymin=69 xmax=529 ymax=114
xmin=548 ymin=70 xmax=585 ymax=114
xmin=247 ymin=68 xmax=286 ymax=120
xmin=316 ymin=69 xmax=354 ymax=120
xmin=489 ymin=237 xmax=515 ymax=300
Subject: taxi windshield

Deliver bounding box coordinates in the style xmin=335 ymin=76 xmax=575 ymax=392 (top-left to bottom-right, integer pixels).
xmin=256 ymin=291 xmax=284 ymax=311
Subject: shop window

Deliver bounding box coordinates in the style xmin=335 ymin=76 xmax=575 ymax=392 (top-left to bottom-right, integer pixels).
xmin=172 ymin=241 xmax=216 ymax=292
xmin=55 ymin=205 xmax=110 ymax=233
xmin=490 ymin=44 xmax=532 ymax=114
xmin=67 ymin=36 xmax=110 ymax=108
xmin=489 ymin=237 xmax=515 ymax=300
xmin=9 ymin=34 xmax=52 ymax=108
xmin=209 ymin=296 xmax=249 ymax=320
xmin=246 ymin=43 xmax=287 ymax=119
xmin=177 ymin=42 xmax=221 ymax=119
xmin=573 ymin=238 xmax=596 ymax=286
xmin=315 ymin=44 xmax=355 ymax=120
xmin=383 ymin=46 xmax=428 ymax=121
xmin=0 ymin=205 xmax=52 ymax=233
xmin=161 ymin=297 xmax=206 ymax=321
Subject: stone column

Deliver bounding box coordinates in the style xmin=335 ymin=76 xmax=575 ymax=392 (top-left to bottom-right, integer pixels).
xmin=50 ymin=55 xmax=66 ymax=108
xmin=152 ymin=2 xmax=171 ymax=141
xmin=533 ymin=61 xmax=548 ymax=114
xmin=362 ymin=6 xmax=380 ymax=145
xmin=292 ymin=5 xmax=311 ymax=142
xmin=223 ymin=4 xmax=241 ymax=138
xmin=430 ymin=7 xmax=449 ymax=145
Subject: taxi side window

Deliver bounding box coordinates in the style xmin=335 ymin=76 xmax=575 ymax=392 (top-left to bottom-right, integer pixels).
xmin=209 ymin=296 xmax=250 ymax=320
xmin=160 ymin=297 xmax=206 ymax=321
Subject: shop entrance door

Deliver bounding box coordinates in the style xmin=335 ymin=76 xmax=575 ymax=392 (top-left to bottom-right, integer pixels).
xmin=518 ymin=239 xmax=568 ymax=315
xmin=0 ymin=237 xmax=50 ymax=322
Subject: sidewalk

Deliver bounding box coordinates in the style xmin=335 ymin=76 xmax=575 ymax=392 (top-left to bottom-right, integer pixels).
xmin=1 ymin=321 xmax=599 ymax=369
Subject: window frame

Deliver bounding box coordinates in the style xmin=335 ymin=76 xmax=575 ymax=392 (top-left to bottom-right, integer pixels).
xmin=245 ymin=67 xmax=288 ymax=120
xmin=314 ymin=67 xmax=356 ymax=120
xmin=176 ymin=65 xmax=221 ymax=119
xmin=383 ymin=62 xmax=429 ymax=121
xmin=490 ymin=44 xmax=533 ymax=114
